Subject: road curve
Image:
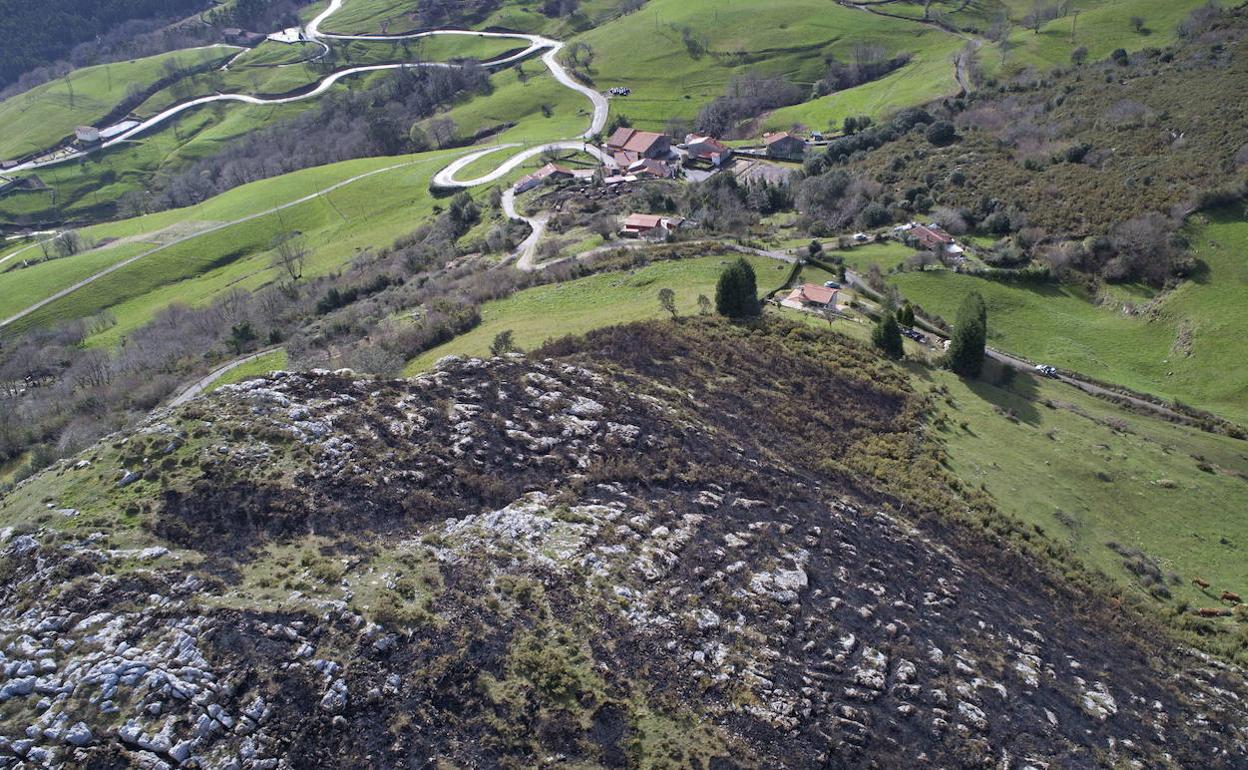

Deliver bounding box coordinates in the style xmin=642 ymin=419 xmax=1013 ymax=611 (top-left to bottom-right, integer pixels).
xmin=168 ymin=346 xmax=283 ymax=407
xmin=501 ymin=187 xmax=549 ymax=271
xmin=2 ymin=0 xmax=614 ymax=327
xmin=432 ymin=141 xmax=612 ymax=189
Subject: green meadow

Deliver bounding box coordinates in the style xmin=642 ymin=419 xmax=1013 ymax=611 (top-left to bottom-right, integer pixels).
xmin=931 ymin=362 xmax=1248 ymax=613
xmin=1 ymin=150 xmax=462 ymax=340
xmin=571 ymin=0 xmax=963 ymax=132
xmin=986 ymin=0 xmax=1211 ymax=78
xmin=403 ymin=253 xmax=783 ymax=372
xmin=418 ymin=65 xmax=592 ymax=152
xmin=888 ymin=211 xmax=1248 ymax=423
xmin=0 ymin=47 xmax=237 ymax=160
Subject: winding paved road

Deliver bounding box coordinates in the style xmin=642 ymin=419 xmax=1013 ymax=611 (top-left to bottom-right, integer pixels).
xmin=1 ymin=0 xmax=614 ymax=323
xmin=168 ymin=347 xmax=282 ymax=407
xmin=9 ymin=0 xmax=607 ymax=177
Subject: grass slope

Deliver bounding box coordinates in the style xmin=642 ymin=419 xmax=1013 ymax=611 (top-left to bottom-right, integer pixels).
xmin=573 ymin=0 xmax=963 ymax=132
xmin=1 ymin=150 xmax=462 ymax=340
xmin=931 ymin=362 xmax=1248 ymax=612
xmin=889 ymin=210 xmax=1248 ymax=423
xmin=404 ymin=254 xmax=784 ymax=372
xmin=0 ymin=47 xmax=237 ymax=161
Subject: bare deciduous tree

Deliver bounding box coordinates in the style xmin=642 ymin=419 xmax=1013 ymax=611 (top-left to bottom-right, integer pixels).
xmin=272 ymin=233 xmax=309 ymax=282
xmin=428 ymin=117 xmax=457 ymax=149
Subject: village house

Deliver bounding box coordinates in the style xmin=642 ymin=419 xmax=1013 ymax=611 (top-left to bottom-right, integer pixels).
xmin=626 ymin=158 xmax=676 ymax=179
xmin=513 ymin=162 xmax=574 ymax=193
xmin=762 ymin=131 xmax=807 ymax=161
xmin=606 ymin=127 xmax=670 ymax=165
xmin=909 ymin=223 xmax=955 ymax=254
xmin=75 ymin=126 xmax=101 ymax=145
xmin=620 ymin=213 xmax=684 ymax=240
xmin=780 ymin=283 xmax=839 ymax=311
xmin=683 ymin=134 xmax=733 ymax=167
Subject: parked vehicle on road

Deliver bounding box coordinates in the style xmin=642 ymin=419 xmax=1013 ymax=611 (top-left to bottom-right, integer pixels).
xmin=1034 ymin=364 xmax=1059 ymax=378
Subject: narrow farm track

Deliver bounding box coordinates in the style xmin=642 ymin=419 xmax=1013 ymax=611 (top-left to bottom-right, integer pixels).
xmin=168 ymin=347 xmax=283 ymax=407
xmin=0 ymin=160 xmax=423 ymax=330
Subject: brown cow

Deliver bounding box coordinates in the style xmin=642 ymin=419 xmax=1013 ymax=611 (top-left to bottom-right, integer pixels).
xmin=1197 ymin=607 xmax=1232 ymax=618
xmin=1221 ymin=591 xmax=1242 ymax=604
xmin=1192 ymin=577 xmax=1211 ymax=589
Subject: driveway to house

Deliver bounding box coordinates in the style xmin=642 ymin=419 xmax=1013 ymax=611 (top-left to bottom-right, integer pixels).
xmin=501 ymin=187 xmax=550 ymax=271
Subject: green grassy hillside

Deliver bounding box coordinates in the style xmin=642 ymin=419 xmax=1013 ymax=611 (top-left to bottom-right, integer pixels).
xmin=0 ymin=47 xmax=237 ymax=161
xmin=932 ymin=362 xmax=1248 ymax=614
xmin=887 ymin=211 xmax=1248 ymax=423
xmin=404 ymin=254 xmax=784 ymax=372
xmin=571 ymin=0 xmax=964 ymax=132
xmin=1 ymin=149 xmax=464 ymax=339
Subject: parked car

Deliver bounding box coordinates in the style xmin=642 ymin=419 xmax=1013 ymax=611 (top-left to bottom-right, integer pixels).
xmin=823 ymin=281 xmax=841 ymax=289
xmin=902 ymin=328 xmax=926 ymax=343
xmin=852 ymin=232 xmax=869 ymax=243
xmin=1034 ymin=364 xmax=1059 ymax=378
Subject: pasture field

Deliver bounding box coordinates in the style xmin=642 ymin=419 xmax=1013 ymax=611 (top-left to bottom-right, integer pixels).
xmin=985 ymin=0 xmax=1210 ymax=78
xmin=0 ymin=241 xmax=156 ymax=321
xmin=0 ymin=47 xmax=238 ymax=161
xmin=931 ymin=361 xmax=1248 ymax=616
xmin=403 ymin=253 xmax=782 ymax=372
xmin=230 ymin=41 xmax=324 ymax=68
xmin=0 ymin=99 xmax=317 ymax=223
xmin=334 ymin=36 xmax=522 ymax=65
xmin=763 ymin=35 xmax=960 ymax=134
xmin=0 ymin=150 xmax=461 ymax=340
xmin=572 ymin=0 xmax=964 ymax=132
xmin=888 ymin=211 xmax=1248 ymax=424
xmin=417 ymin=65 xmax=591 ymax=154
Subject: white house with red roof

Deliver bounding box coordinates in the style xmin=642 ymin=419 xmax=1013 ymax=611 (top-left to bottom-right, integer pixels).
xmin=780 ymin=283 xmax=839 ymax=311
xmin=683 ymin=134 xmax=734 ymax=167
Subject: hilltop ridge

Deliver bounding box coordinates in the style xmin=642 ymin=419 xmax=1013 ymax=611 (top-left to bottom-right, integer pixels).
xmin=1 ymin=320 xmax=1245 ymax=768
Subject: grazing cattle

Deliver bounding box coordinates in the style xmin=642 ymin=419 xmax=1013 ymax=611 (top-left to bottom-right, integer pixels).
xmin=1192 ymin=577 xmax=1211 ymax=589
xmin=1197 ymin=607 xmax=1232 ymax=618
xmin=1221 ymin=591 xmax=1242 ymax=604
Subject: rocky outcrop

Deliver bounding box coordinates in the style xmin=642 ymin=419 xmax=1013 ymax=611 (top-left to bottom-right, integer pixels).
xmin=0 ymin=321 xmax=1245 ymax=768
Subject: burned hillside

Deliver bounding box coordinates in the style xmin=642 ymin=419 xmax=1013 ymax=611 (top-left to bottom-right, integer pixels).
xmin=0 ymin=319 xmax=1246 ymax=769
